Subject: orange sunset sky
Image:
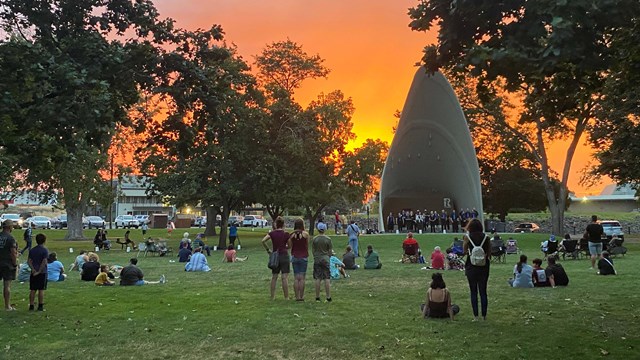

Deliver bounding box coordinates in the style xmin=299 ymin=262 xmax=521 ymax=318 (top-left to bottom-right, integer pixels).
xmin=152 ymin=0 xmax=610 ymax=196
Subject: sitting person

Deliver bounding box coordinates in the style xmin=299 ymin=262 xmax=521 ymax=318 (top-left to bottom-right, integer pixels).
xmin=69 ymin=250 xmax=88 ymax=271
xmin=81 ymin=252 xmax=101 ymax=281
xmin=185 ymin=247 xmax=211 ymax=272
xmin=330 ymin=251 xmax=347 ymax=279
xmin=46 ymin=252 xmax=67 ymax=282
xmin=508 ymin=254 xmax=534 ymax=288
xmin=421 ymin=273 xmax=459 ymax=320
xmin=193 ymin=234 xmax=211 ymax=256
xmin=180 ymin=232 xmax=192 ymax=251
xmin=364 ymin=245 xmax=382 ymax=269
xmin=447 ymin=237 xmax=464 ymax=256
xmin=342 ymin=246 xmax=358 ymax=270
xmin=178 ymin=245 xmax=191 ymax=263
xmin=223 ymin=244 xmax=247 ymax=262
xmin=93 ymin=229 xmax=111 ymax=250
xmin=120 ymin=258 xmax=164 ymax=285
xmin=541 ymin=234 xmax=558 ymax=257
xmin=116 ymin=230 xmax=136 ymax=250
xmin=430 ymin=246 xmax=445 ymax=270
xmin=559 ymin=233 xmax=571 ymax=252
xmin=401 ymin=232 xmax=420 ymax=263
xmin=18 ymin=262 xmax=31 ymax=282
xmin=597 ymin=251 xmax=616 ymax=275
xmin=531 ymin=258 xmax=549 ymax=287
xmin=546 ymin=257 xmax=569 ymax=286
xmin=95 ymin=265 xmax=114 ymax=286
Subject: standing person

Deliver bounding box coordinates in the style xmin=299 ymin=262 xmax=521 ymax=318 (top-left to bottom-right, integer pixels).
xmin=261 ymin=217 xmax=291 ymax=300
xmin=0 ymin=220 xmax=18 ymax=311
xmin=167 ymin=220 xmax=175 ymax=237
xmin=386 ymin=212 xmax=395 ymax=233
xmin=450 ymin=209 xmax=459 ymax=233
xmin=28 ymin=234 xmax=48 ymax=311
xmin=462 ymin=218 xmax=491 ymax=321
xmin=20 ymin=223 xmax=33 ymax=255
xmin=334 ymin=210 xmax=341 ymax=235
xmin=585 ymin=215 xmax=604 ymax=270
xmin=288 ymin=218 xmax=309 ymax=301
xmin=346 ymin=220 xmax=361 ymax=257
xmin=229 ymin=223 xmax=238 ymax=247
xmin=141 ymin=222 xmax=148 ymax=236
xmin=364 ymin=245 xmax=382 ymax=269
xmin=312 ymin=222 xmax=333 ymax=302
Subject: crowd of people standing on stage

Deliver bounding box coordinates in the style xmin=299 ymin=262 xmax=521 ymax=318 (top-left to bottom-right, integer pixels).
xmin=386 ymin=208 xmax=479 ymax=233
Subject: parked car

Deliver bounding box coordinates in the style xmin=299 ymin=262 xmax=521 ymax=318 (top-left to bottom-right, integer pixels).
xmin=114 ymin=215 xmax=140 ymax=229
xmin=514 ymin=222 xmax=540 ymax=233
xmin=194 ymin=216 xmax=207 ymax=227
xmin=0 ymin=213 xmax=23 ymax=229
xmin=600 ymin=220 xmax=624 ymax=241
xmin=242 ymin=215 xmax=268 ymax=227
xmin=86 ymin=216 xmax=106 ymax=229
xmin=24 ymin=216 xmax=52 ymax=229
xmin=51 ymin=214 xmax=68 ymax=229
xmin=227 ymin=215 xmax=244 ymax=227
xmin=135 ymin=215 xmax=150 ymax=225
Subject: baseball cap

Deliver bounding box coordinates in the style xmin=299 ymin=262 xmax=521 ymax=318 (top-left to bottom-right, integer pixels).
xmin=2 ymin=220 xmax=14 ymax=228
xmin=317 ymin=222 xmax=327 ymax=232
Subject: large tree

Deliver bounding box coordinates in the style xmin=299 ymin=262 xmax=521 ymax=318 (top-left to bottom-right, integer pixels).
xmin=0 ymin=0 xmax=169 ymax=239
xmin=409 ymin=0 xmax=640 ymax=234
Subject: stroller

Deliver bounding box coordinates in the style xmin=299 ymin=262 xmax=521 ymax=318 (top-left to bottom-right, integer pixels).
xmin=607 ymin=237 xmax=627 ymax=257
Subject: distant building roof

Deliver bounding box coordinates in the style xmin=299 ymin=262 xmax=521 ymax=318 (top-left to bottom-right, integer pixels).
xmin=600 ymin=184 xmax=636 ymax=196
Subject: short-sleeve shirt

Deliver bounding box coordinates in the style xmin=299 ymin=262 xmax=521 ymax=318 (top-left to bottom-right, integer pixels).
xmin=0 ymin=232 xmax=17 ymax=266
xmin=342 ymin=252 xmax=356 ymax=269
xmin=178 ymin=247 xmax=191 ymax=262
xmin=120 ymin=265 xmax=144 ymax=285
xmin=229 ymin=225 xmax=238 ymax=237
xmin=28 ymin=245 xmax=49 ymax=273
xmin=545 ymin=264 xmax=569 ymax=285
xmin=47 ymin=260 xmax=64 ymax=281
xmin=312 ymin=234 xmax=333 ymax=264
xmin=269 ymin=229 xmax=290 ymax=255
xmin=95 ymin=272 xmax=110 ymax=285
xmin=586 ymin=223 xmax=604 ymax=242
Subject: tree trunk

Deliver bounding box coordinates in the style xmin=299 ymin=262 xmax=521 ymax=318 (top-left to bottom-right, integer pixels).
xmin=306 ymin=206 xmax=316 ymax=236
xmin=266 ymin=204 xmax=282 ymax=221
xmin=65 ymin=196 xmax=86 ymax=240
xmin=204 ymin=206 xmax=218 ymax=237
xmin=217 ymin=206 xmax=229 ymax=250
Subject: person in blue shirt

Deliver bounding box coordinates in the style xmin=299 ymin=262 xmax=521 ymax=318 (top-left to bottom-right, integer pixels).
xmin=20 ymin=224 xmax=33 ymax=255
xmin=229 ymin=224 xmax=238 ymax=247
xmin=346 ymin=220 xmax=361 ymax=257
xmin=178 ymin=246 xmax=191 ymax=263
xmin=46 ymin=252 xmax=66 ymax=282
xmin=185 ymin=247 xmax=211 ymax=272
xmin=508 ymin=255 xmax=534 ymax=288
xmin=28 ymin=234 xmax=49 ymax=311
xmin=329 ymin=251 xmax=347 ymax=279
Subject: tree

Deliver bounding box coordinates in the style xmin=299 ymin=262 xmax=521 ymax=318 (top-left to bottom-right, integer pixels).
xmin=0 ymin=0 xmax=169 ymax=239
xmin=142 ymin=27 xmax=266 ymax=249
xmin=409 ymin=0 xmax=640 ymax=234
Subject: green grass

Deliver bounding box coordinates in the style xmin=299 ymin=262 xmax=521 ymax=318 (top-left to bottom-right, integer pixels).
xmin=2 ymin=227 xmax=639 ymax=359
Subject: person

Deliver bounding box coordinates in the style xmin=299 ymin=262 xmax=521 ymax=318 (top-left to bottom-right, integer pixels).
xmin=28 ymin=233 xmax=48 ymax=311
xmin=223 ymin=244 xmax=247 ymax=262
xmin=597 ymin=251 xmax=616 ymax=275
xmin=261 ymin=216 xmax=291 ymax=300
xmin=185 ymin=247 xmax=211 ymax=272
xmin=69 ymin=250 xmax=88 ymax=271
xmin=508 ymin=254 xmax=534 ymax=288
xmin=312 ymin=222 xmax=333 ymax=302
xmin=462 ymin=218 xmax=491 ymax=321
xmin=364 ymin=245 xmax=382 ymax=269
xmin=421 ymin=273 xmax=459 ymax=320
xmin=180 ymin=232 xmax=192 ymax=250
xmin=401 ymin=232 xmax=420 ymax=263
xmin=0 ymin=220 xmax=18 ymax=311
xmin=531 ymin=258 xmax=549 ymax=287
xmin=316 ymin=217 xmax=327 ymax=232
xmin=167 ymin=220 xmax=175 ymax=237
xmin=585 ymin=215 xmax=605 ymax=270
xmin=387 ymin=212 xmax=395 ymax=233
xmin=178 ymin=245 xmax=191 ymax=263
xmin=17 ymin=262 xmax=30 ymax=283
xmin=81 ymin=252 xmax=101 ymax=281
xmin=559 ymin=233 xmax=571 ymax=252
xmin=95 ymin=265 xmax=114 ymax=286
xmin=546 ymin=257 xmax=569 ymax=286
xmin=329 ymin=251 xmax=347 ymax=279
xmin=346 ymin=220 xmax=360 ymax=256
xmin=120 ymin=258 xmax=164 ymax=285
xmin=229 ymin=223 xmax=238 ymax=247
xmin=193 ymin=234 xmax=211 ymax=256
xmin=288 ymin=218 xmax=309 ymax=301
xmin=541 ymin=234 xmax=557 ymax=253
xmin=430 ymin=246 xmax=445 ymax=270
xmin=141 ymin=222 xmax=148 ymax=236
xmin=46 ymin=252 xmax=66 ymax=282
xmin=342 ymin=246 xmax=358 ymax=270
xmin=116 ymin=230 xmax=136 ymax=250
xmin=93 ymin=229 xmax=110 ymax=250
xmin=20 ymin=223 xmax=33 ymax=255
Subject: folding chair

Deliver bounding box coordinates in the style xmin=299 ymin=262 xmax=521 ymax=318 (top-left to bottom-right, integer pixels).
xmin=490 ymin=239 xmax=506 ymax=263
xmin=608 ymin=238 xmax=627 ymax=258
xmin=560 ymin=239 xmax=579 ymax=260
xmin=544 ymin=241 xmax=559 ymax=260
xmin=506 ymin=239 xmax=520 ymax=255
xmin=136 ymin=242 xmax=148 ymax=258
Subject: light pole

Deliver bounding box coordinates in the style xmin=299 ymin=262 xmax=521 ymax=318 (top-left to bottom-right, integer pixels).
xmin=366 ymin=204 xmax=370 ymax=232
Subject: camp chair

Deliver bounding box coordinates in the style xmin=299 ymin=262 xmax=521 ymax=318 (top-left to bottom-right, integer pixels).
xmin=136 ymin=242 xmax=149 ymax=258
xmin=560 ymin=239 xmax=579 ymax=260
xmin=450 ymin=238 xmax=464 ymax=256
xmin=505 ymin=239 xmax=520 ymax=255
xmin=490 ymin=239 xmax=506 ymax=263
xmin=544 ymin=241 xmax=559 ymax=260
xmin=608 ymin=237 xmax=627 ymax=258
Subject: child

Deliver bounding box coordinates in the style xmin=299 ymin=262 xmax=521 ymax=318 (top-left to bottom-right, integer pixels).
xmin=531 ymin=258 xmax=549 ymax=287
xmin=27 ymin=234 xmax=49 ymax=311
xmin=95 ymin=265 xmax=114 ymax=286
xmin=330 ymin=251 xmax=348 ymax=279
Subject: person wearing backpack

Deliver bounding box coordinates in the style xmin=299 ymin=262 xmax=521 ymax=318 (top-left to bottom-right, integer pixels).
xmin=462 ymin=218 xmax=491 ymax=321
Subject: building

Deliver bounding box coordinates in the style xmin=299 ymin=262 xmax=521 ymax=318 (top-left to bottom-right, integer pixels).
xmin=112 ymin=175 xmax=173 ymax=218
xmin=569 ymin=184 xmax=639 ymax=213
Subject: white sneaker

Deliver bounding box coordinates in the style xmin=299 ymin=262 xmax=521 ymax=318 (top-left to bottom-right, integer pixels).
xmin=159 ymin=275 xmax=166 ymax=284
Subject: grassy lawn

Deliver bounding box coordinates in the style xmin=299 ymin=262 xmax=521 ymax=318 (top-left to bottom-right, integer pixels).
xmin=2 ymin=227 xmax=639 ymax=359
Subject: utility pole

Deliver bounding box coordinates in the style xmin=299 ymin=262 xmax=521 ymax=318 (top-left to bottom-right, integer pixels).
xmin=109 ymin=156 xmax=114 ymax=229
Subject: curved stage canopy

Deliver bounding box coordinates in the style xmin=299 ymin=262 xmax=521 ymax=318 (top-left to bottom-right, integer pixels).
xmin=379 ymin=69 xmax=483 ymax=231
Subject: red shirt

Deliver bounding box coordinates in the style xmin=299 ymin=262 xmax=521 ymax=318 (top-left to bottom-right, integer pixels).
xmin=431 ymin=250 xmax=445 ymax=269
xmin=290 ymin=231 xmax=308 ymax=258
xmin=402 ymin=238 xmax=419 ymax=255
xmin=269 ymin=229 xmax=290 ymax=254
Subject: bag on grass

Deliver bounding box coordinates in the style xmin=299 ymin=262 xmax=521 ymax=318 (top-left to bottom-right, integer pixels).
xmin=268 ymin=251 xmax=279 ymax=270
xmin=468 ymin=235 xmax=488 ymax=266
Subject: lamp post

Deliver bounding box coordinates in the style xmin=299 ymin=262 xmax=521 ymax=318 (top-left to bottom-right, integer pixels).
xmin=366 ymin=204 xmax=370 ymax=232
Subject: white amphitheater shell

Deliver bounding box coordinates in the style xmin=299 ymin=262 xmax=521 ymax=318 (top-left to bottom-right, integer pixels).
xmin=379 ymin=68 xmax=483 ymax=231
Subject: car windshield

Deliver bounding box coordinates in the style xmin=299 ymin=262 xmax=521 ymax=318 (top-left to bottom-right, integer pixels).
xmin=245 ymin=216 xmax=255 ymax=220
xmin=602 ymin=222 xmax=620 ymax=227
xmin=33 ymin=216 xmax=48 ymax=221
xmin=122 ymin=216 xmax=133 ymax=220
xmin=4 ymin=214 xmax=20 ymax=219
xmin=60 ymin=215 xmax=67 ymax=220
xmin=518 ymin=224 xmax=532 ymax=228
xmin=88 ymin=216 xmax=101 ymax=221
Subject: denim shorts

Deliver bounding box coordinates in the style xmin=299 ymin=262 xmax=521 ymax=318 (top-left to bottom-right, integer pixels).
xmin=291 ymin=257 xmax=308 ymax=274
xmin=588 ymin=241 xmax=603 ymax=256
